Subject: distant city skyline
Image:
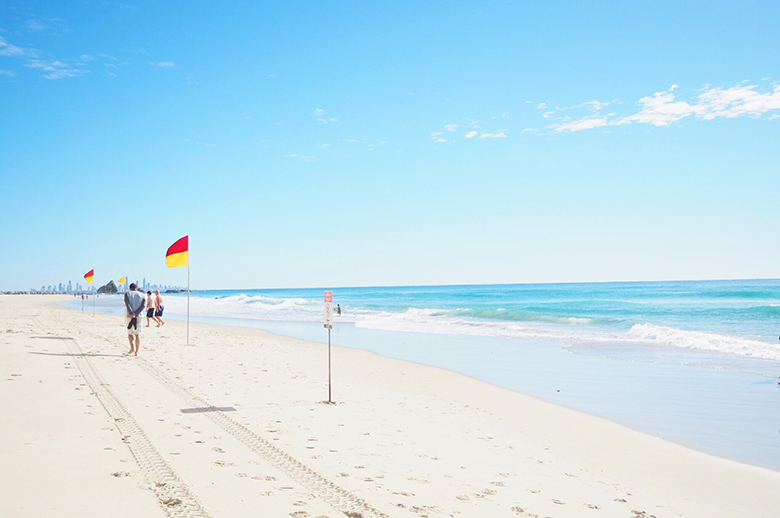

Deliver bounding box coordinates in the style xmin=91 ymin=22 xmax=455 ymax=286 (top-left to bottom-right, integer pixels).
xmin=4 ymin=278 xmax=185 ymax=295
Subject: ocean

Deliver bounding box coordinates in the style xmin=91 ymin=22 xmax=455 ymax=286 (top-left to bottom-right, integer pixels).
xmin=69 ymin=279 xmax=780 ymax=471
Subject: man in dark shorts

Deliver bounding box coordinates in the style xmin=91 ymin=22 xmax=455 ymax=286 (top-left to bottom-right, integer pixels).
xmin=146 ymin=291 xmax=156 ymax=327
xmin=154 ymin=290 xmax=165 ymax=326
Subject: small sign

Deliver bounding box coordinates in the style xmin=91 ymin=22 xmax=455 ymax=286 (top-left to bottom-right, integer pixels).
xmin=324 ymin=291 xmax=333 ymax=328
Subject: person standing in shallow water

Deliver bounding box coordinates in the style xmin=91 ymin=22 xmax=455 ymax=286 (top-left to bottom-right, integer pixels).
xmin=154 ymin=290 xmax=165 ymax=327
xmin=124 ymin=283 xmax=146 ymax=356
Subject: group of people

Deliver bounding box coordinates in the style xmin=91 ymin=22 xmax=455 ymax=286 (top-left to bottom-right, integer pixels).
xmin=146 ymin=290 xmax=166 ymax=328
xmin=122 ymin=283 xmax=166 ymax=356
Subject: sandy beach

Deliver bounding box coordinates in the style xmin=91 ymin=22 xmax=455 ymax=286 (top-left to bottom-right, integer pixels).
xmin=2 ymin=294 xmax=779 ymax=518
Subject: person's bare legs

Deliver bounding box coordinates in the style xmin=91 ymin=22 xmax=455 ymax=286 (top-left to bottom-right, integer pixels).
xmin=127 ymin=334 xmax=140 ymax=355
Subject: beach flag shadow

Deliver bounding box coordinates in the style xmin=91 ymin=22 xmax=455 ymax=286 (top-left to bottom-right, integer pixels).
xmin=180 ymin=406 xmax=237 ymax=414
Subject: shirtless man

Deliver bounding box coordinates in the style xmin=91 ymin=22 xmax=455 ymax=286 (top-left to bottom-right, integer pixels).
xmin=146 ymin=291 xmax=156 ymax=327
xmin=154 ymin=290 xmax=165 ymax=326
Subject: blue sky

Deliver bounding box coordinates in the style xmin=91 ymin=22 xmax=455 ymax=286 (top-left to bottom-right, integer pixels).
xmin=1 ymin=1 xmax=779 ymax=291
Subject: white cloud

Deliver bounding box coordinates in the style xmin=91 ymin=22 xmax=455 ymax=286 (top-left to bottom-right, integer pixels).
xmin=0 ymin=69 xmax=15 ymax=77
xmin=464 ymin=130 xmax=478 ymax=139
xmin=479 ymin=132 xmax=507 ymax=139
xmin=617 ymin=90 xmax=694 ymax=127
xmin=149 ymin=61 xmax=175 ymax=67
xmin=314 ymin=110 xmax=337 ymax=124
xmin=582 ymin=100 xmax=613 ymax=111
xmin=554 ymin=118 xmax=610 ymax=132
xmin=24 ymin=60 xmax=87 ymax=79
xmin=26 ymin=20 xmax=45 ymax=32
xmin=316 ymin=143 xmax=331 ymax=151
xmin=444 ymin=124 xmax=458 ymax=132
xmin=551 ymin=82 xmax=780 ymax=132
xmin=430 ymin=131 xmax=447 ymax=143
xmin=0 ymin=36 xmax=35 ymax=58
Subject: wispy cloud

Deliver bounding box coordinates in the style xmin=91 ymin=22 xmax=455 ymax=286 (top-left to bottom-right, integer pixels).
xmin=25 ymin=20 xmax=45 ymax=32
xmin=0 ymin=69 xmax=15 ymax=78
xmin=0 ymin=35 xmax=36 ymax=58
xmin=314 ymin=108 xmax=338 ymax=124
xmin=549 ymin=82 xmax=780 ymax=132
xmin=23 ymin=17 xmax=64 ymax=32
xmin=149 ymin=61 xmax=175 ymax=67
xmin=286 ymin=154 xmax=316 ymax=161
xmin=315 ymin=143 xmax=331 ymax=152
xmin=24 ymin=59 xmax=87 ymax=80
xmin=430 ymin=131 xmax=447 ymax=143
xmin=432 ymin=120 xmax=508 ymax=142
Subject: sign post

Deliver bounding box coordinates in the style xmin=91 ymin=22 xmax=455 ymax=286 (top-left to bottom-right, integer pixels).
xmin=324 ymin=291 xmax=333 ymax=403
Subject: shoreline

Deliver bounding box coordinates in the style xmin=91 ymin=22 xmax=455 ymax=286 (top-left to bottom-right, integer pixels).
xmin=3 ymin=294 xmax=780 ymax=517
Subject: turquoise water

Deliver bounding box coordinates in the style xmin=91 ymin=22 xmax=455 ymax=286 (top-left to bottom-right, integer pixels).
xmin=70 ymin=279 xmax=780 ymax=470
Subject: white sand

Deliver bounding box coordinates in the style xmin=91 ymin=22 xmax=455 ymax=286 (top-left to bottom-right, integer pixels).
xmin=2 ymin=294 xmax=779 ymax=518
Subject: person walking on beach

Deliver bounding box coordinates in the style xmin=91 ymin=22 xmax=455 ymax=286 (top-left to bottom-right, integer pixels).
xmin=154 ymin=290 xmax=165 ymax=327
xmin=337 ymin=304 xmax=341 ymax=316
xmin=146 ymin=291 xmax=156 ymax=327
xmin=124 ymin=283 xmax=146 ymax=356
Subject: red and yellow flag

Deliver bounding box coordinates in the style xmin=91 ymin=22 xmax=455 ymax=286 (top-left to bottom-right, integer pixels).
xmin=84 ymin=269 xmax=95 ymax=283
xmin=166 ymin=236 xmax=189 ymax=268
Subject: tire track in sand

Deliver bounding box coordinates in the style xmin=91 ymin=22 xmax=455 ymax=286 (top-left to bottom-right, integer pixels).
xmin=32 ymin=314 xmax=211 ymax=518
xmin=50 ymin=307 xmax=391 ymax=518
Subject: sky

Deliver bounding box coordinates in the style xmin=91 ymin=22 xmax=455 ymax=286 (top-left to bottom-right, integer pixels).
xmin=1 ymin=1 xmax=779 ymax=291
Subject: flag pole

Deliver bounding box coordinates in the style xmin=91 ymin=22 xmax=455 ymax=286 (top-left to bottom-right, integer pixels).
xmin=187 ymin=263 xmax=190 ymax=346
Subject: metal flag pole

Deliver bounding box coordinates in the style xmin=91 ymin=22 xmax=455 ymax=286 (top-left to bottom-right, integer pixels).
xmin=187 ymin=262 xmax=190 ymax=346
xmin=324 ymin=291 xmax=333 ymax=403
